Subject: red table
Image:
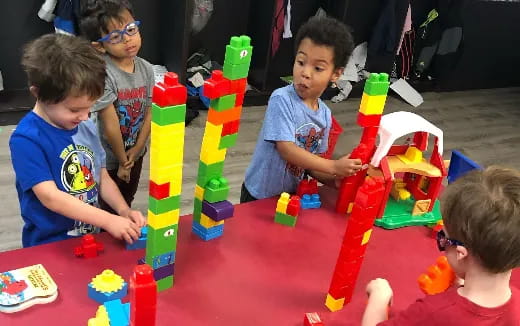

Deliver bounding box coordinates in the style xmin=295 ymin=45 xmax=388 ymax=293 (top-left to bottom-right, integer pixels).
xmin=1 ymin=189 xmax=519 ymax=326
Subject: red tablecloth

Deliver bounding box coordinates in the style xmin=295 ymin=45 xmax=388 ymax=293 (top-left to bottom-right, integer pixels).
xmin=1 ymin=189 xmax=518 ymax=326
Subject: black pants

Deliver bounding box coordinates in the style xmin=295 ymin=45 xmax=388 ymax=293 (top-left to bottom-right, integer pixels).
xmin=100 ymin=155 xmax=144 ymax=214
xmin=240 ymin=183 xmax=257 ymax=204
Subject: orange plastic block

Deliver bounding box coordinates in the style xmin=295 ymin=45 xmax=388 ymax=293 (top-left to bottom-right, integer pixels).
xmin=207 ymin=106 xmax=243 ymax=125
xmin=418 ymin=256 xmax=455 ymax=295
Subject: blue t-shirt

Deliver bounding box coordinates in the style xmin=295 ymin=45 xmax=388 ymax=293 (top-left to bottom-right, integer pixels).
xmin=244 ymin=84 xmax=332 ymax=199
xmin=9 ymin=112 xmax=106 ymax=247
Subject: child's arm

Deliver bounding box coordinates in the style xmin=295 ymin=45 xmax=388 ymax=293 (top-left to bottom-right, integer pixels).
xmin=98 ymin=103 xmax=130 ymax=167
xmin=32 ymin=181 xmax=141 ymax=243
xmin=124 ymin=105 xmax=151 ymax=168
xmin=276 ymin=141 xmax=362 ymax=177
xmin=362 ymin=278 xmax=393 ymax=326
xmin=98 ymin=168 xmax=146 ymax=228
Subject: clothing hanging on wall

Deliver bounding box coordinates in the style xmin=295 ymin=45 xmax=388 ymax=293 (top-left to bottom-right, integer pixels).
xmin=38 ymin=0 xmax=81 ymax=35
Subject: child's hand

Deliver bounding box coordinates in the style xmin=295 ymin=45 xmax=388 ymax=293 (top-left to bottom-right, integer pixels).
xmin=366 ymin=278 xmax=393 ymax=305
xmin=120 ymin=208 xmax=147 ymax=228
xmin=117 ymin=164 xmax=131 ymax=183
xmin=105 ymin=215 xmax=141 ymax=244
xmin=124 ymin=147 xmax=140 ymax=169
xmin=333 ymin=157 xmax=363 ymax=177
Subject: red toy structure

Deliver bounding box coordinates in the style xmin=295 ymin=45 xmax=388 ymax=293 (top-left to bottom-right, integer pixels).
xmin=73 ymin=234 xmax=104 ymax=258
xmin=130 ymin=264 xmax=157 ymax=326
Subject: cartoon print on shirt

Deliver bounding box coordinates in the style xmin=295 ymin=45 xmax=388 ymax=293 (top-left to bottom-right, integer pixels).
xmin=286 ymin=123 xmax=325 ymax=177
xmin=116 ymin=86 xmax=147 ymax=149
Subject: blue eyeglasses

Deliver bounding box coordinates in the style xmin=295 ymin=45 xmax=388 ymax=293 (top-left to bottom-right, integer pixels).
xmin=436 ymin=229 xmax=464 ymax=251
xmin=97 ymin=21 xmax=141 ymax=44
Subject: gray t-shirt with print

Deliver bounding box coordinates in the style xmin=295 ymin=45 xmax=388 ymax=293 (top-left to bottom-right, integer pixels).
xmin=90 ymin=55 xmax=154 ymax=170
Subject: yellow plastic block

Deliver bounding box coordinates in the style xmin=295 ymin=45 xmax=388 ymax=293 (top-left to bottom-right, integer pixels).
xmin=199 ymin=213 xmax=224 ymax=228
xmin=149 ymin=164 xmax=182 ymax=184
xmin=169 ymin=177 xmax=182 ymax=197
xmin=325 ymin=293 xmax=345 ymax=312
xmin=151 ymin=121 xmax=185 ymax=148
xmin=150 ymin=144 xmax=184 ymax=166
xmin=276 ymin=192 xmax=290 ymax=213
xmin=359 ymin=93 xmax=387 ymax=115
xmin=397 ymin=146 xmax=423 ymax=164
xmin=361 ymin=229 xmax=373 ymax=245
xmin=200 ymin=147 xmax=227 ymax=165
xmin=88 ymin=305 xmax=110 ymax=326
xmin=194 ymin=184 xmax=204 ymax=200
xmin=148 ymin=209 xmax=180 ymax=229
xmin=347 ymin=202 xmax=354 ymax=214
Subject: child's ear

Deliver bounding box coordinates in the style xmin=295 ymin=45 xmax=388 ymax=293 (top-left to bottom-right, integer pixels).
xmin=330 ymin=67 xmax=344 ymax=84
xmin=91 ymin=41 xmax=106 ymax=53
xmin=456 ymin=245 xmax=469 ymax=261
xmin=29 ymin=86 xmax=39 ymax=98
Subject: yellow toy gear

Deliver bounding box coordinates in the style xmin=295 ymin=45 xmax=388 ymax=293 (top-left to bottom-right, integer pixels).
xmin=90 ymin=269 xmax=125 ymax=293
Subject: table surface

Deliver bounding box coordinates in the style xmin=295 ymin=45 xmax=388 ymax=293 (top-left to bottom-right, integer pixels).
xmin=1 ymin=189 xmax=518 ymax=326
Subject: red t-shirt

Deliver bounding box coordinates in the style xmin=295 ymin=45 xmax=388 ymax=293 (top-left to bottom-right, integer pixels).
xmin=379 ymin=287 xmax=520 ymax=326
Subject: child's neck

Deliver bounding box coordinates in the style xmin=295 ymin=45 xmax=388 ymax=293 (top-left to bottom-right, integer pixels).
xmin=458 ymin=268 xmax=512 ymax=308
xmin=302 ymin=97 xmax=319 ymax=111
xmin=109 ymin=55 xmax=135 ymax=73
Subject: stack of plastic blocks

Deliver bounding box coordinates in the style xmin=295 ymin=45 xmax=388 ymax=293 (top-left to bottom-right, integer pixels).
xmin=145 ymin=71 xmax=187 ymax=291
xmin=297 ymin=178 xmax=321 ymax=209
xmin=274 ymin=192 xmax=301 ymax=227
xmin=88 ymin=270 xmax=128 ymax=304
xmin=192 ymin=35 xmax=253 ymax=240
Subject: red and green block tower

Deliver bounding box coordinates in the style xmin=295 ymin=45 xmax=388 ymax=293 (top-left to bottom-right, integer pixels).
xmin=192 ymin=35 xmax=252 ymax=240
xmin=144 ymin=72 xmax=187 ymax=291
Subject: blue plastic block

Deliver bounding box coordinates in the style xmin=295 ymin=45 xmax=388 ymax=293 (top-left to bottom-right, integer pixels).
xmin=104 ymin=299 xmax=130 ymax=326
xmin=88 ymin=282 xmax=128 ymax=304
xmin=126 ymin=226 xmax=148 ymax=250
xmin=447 ymin=150 xmax=482 ymax=184
xmin=192 ymin=222 xmax=224 ymax=241
xmin=150 ymin=251 xmax=176 ymax=269
xmin=301 ymin=194 xmax=321 ymax=209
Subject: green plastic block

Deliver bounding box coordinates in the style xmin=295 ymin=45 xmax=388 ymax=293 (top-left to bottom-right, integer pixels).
xmin=223 ymin=61 xmax=250 ymax=81
xmin=218 ymin=133 xmax=238 ymax=149
xmin=224 ymin=35 xmax=253 ymax=65
xmin=146 ymin=224 xmax=178 ymax=258
xmin=149 ymin=195 xmax=180 ymax=214
xmin=157 ymin=276 xmax=174 ymax=292
xmin=274 ymin=212 xmax=297 ymax=227
xmin=363 ymin=73 xmax=389 ymax=96
xmin=193 ymin=198 xmax=203 ymax=223
xmin=151 ymin=103 xmax=186 ymax=126
xmin=210 ymin=94 xmax=236 ymax=112
xmin=374 ymin=197 xmax=441 ymax=229
xmin=203 ymin=177 xmax=230 ymax=203
xmin=197 ymin=160 xmax=224 ymax=187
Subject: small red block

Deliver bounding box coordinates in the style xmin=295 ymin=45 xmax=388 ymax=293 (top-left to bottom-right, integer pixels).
xmin=203 ymin=70 xmax=232 ymax=99
xmin=149 ymin=181 xmax=170 ymax=200
xmin=286 ymin=196 xmax=301 ymax=216
xmin=304 ymin=312 xmax=324 ymax=326
xmin=221 ymin=120 xmax=240 ymax=136
xmin=153 ymin=72 xmax=187 ymax=107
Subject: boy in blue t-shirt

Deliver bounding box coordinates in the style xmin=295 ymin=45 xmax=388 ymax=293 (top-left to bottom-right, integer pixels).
xmin=10 ymin=33 xmax=146 ymax=247
xmin=242 ymin=16 xmax=362 ymax=202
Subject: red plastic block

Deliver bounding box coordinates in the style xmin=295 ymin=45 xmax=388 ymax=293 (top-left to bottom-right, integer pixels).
xmin=235 ymin=92 xmax=245 ymax=106
xmin=357 ymin=112 xmax=381 ymax=127
xmin=130 ymin=264 xmax=157 ymax=326
xmin=73 ymin=234 xmax=103 ymax=258
xmin=286 ymin=196 xmax=301 ymax=216
xmin=203 ymin=70 xmax=231 ymax=99
xmin=221 ymin=120 xmax=240 ymax=136
xmin=296 ymin=178 xmax=319 ymax=197
xmin=304 ymin=312 xmax=324 ymax=326
xmin=152 ymin=72 xmax=187 ymax=107
xmin=149 ymin=181 xmax=170 ymax=200
xmin=230 ymin=78 xmax=247 ymax=94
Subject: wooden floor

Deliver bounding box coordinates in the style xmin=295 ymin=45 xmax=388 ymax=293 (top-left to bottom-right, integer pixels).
xmin=1 ymin=87 xmax=519 ymax=251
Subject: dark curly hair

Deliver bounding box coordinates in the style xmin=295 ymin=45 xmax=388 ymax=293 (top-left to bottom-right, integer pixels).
xmin=79 ymin=0 xmax=134 ymax=41
xmin=295 ymin=16 xmax=354 ymax=69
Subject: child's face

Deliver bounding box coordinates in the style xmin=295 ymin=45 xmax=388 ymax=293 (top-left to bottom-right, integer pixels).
xmin=39 ymin=94 xmax=94 ymax=130
xmin=292 ymin=38 xmax=341 ymax=104
xmin=99 ymin=9 xmax=141 ymax=60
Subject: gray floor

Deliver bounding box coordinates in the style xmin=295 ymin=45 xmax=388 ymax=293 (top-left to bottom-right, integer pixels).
xmin=1 ymin=87 xmax=519 ymax=251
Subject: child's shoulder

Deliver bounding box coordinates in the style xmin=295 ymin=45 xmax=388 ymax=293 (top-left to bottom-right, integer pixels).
xmin=12 ymin=112 xmax=43 ymax=139
xmin=270 ymin=84 xmax=296 ymax=100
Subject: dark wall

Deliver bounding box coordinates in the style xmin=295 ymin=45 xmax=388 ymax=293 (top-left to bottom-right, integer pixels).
xmin=0 ymin=0 xmax=53 ymax=91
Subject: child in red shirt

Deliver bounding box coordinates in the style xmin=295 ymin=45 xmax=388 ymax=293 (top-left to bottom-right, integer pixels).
xmin=362 ymin=166 xmax=520 ymax=326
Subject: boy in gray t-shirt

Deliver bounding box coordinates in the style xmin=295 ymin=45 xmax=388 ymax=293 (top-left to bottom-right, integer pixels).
xmin=242 ymin=16 xmax=362 ymax=202
xmin=79 ymin=0 xmax=154 ymax=212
